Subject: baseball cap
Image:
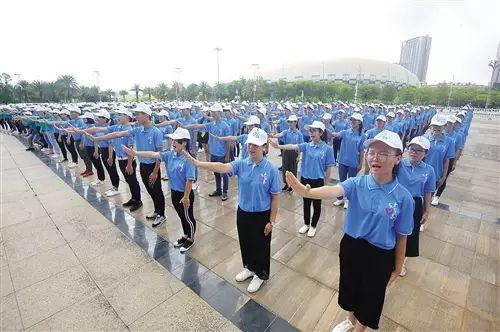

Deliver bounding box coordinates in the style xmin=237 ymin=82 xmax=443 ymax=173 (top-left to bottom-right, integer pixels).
xmin=287 ymin=114 xmax=298 ymax=122
xmin=79 ymin=112 xmax=95 ymax=120
xmin=257 ymin=107 xmax=267 ymax=116
xmin=364 ymin=130 xmax=403 ymax=152
xmin=245 ymin=128 xmax=268 ymax=146
xmin=244 ymin=115 xmax=260 ymax=126
xmin=407 ymin=136 xmax=430 ymax=150
xmin=322 ymin=113 xmax=332 ymax=120
xmin=386 ymin=112 xmax=395 ymax=118
xmin=305 ymin=120 xmax=326 ymax=132
xmin=115 ymin=107 xmax=132 ymax=118
xmin=376 ymin=115 xmax=387 ymax=122
xmin=430 ymin=114 xmax=447 ymax=126
xmin=210 ymin=103 xmax=223 ymax=113
xmin=350 ymin=112 xmax=363 ymax=122
xmin=166 ymin=127 xmax=191 ymax=140
xmin=95 ymin=109 xmax=110 ymax=119
xmin=134 ymin=104 xmax=153 ymax=116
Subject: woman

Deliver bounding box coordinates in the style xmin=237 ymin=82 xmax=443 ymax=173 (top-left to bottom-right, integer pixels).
xmin=183 ymin=127 xmax=280 ymax=293
xmin=212 ymin=115 xmax=261 ymax=161
xmin=285 ymin=130 xmax=414 ymax=332
xmin=332 ymin=109 xmax=348 ymax=165
xmin=123 ymin=127 xmax=197 ymax=252
xmin=397 ymin=136 xmax=436 ymax=276
xmin=270 ymin=120 xmax=334 ymax=237
xmin=363 ymin=115 xmax=386 ymax=174
xmin=332 ymin=113 xmax=365 ymax=209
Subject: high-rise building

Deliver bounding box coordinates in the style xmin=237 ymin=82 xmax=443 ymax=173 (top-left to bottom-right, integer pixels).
xmin=490 ymin=42 xmax=500 ymax=88
xmin=399 ymin=35 xmax=432 ymax=82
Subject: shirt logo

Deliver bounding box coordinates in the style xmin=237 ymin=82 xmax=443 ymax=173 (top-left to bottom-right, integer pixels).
xmin=385 ymin=202 xmax=398 ymax=222
xmin=177 ymin=162 xmax=184 ymax=172
xmin=420 ymin=173 xmax=428 ymax=183
xmin=259 ymin=172 xmax=268 ymax=185
xmin=147 ymin=134 xmax=153 ymax=145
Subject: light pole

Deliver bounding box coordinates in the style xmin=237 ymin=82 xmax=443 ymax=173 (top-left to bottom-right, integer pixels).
xmin=214 ymin=47 xmax=222 ymax=84
xmin=174 ymin=67 xmax=182 ymax=100
xmin=251 ymin=64 xmax=259 ymax=101
xmin=94 ymin=70 xmax=101 ymax=102
xmin=447 ymin=74 xmax=455 ymax=109
xmin=485 ymin=60 xmax=499 ymax=109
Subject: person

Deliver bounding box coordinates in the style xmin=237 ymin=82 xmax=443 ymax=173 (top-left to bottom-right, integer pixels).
xmin=183 ymin=127 xmax=280 ymax=293
xmin=88 ymin=105 xmax=166 ymax=227
xmin=122 ymin=127 xmax=197 ymax=252
xmin=363 ymin=115 xmax=386 ymax=174
xmin=270 ymin=120 xmax=334 ymax=237
xmin=332 ymin=113 xmax=365 ymax=209
xmin=211 ymin=115 xmax=260 ymax=161
xmin=397 ymin=136 xmax=436 ymax=273
xmin=270 ymin=114 xmax=303 ymax=192
xmin=332 ymin=109 xmax=348 ymax=165
xmin=285 ymin=130 xmax=414 ymax=332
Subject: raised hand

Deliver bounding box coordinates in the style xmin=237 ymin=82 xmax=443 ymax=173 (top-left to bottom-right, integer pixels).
xmin=285 ymin=171 xmax=310 ymax=196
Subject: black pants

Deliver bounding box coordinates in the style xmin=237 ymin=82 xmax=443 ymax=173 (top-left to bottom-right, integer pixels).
xmin=236 ymin=207 xmax=271 ymax=280
xmin=332 ymin=138 xmax=341 ymax=162
xmin=406 ymin=197 xmax=423 ymax=257
xmin=64 ymin=136 xmax=79 ymax=163
xmin=118 ymin=159 xmax=141 ymax=202
xmin=99 ymin=147 xmax=120 ymax=188
xmin=54 ymin=133 xmax=67 ymax=160
xmin=77 ymin=141 xmax=93 ymax=172
xmin=171 ymin=189 xmax=196 ymax=239
xmin=301 ymin=177 xmax=324 ymax=227
xmin=85 ymin=146 xmax=105 ymax=180
xmin=282 ymin=150 xmax=298 ymax=184
xmin=139 ymin=162 xmax=165 ymax=217
xmin=338 ymin=234 xmax=395 ymax=330
xmin=436 ymin=158 xmax=455 ymax=197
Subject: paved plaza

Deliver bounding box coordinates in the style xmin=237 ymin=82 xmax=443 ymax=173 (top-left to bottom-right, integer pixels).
xmin=1 ymin=115 xmax=499 ymax=331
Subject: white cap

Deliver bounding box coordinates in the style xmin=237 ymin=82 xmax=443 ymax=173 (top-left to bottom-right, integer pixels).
xmin=79 ymin=112 xmax=94 ymax=120
xmin=210 ymin=103 xmax=223 ymax=113
xmin=322 ymin=113 xmax=332 ymax=120
xmin=60 ymin=109 xmax=70 ymax=116
xmin=166 ymin=127 xmax=191 ymax=140
xmin=386 ymin=111 xmax=395 ymax=118
xmin=134 ymin=104 xmax=153 ymax=116
xmin=364 ymin=130 xmax=403 ymax=152
xmin=68 ymin=107 xmax=81 ymax=114
xmin=25 ymin=111 xmax=32 ymax=116
xmin=338 ymin=109 xmax=346 ymax=114
xmin=287 ymin=114 xmax=298 ymax=122
xmin=158 ymin=110 xmax=169 ymax=117
xmin=350 ymin=112 xmax=363 ymax=122
xmin=305 ymin=120 xmax=326 ymax=132
xmin=116 ymin=107 xmax=132 ymax=118
xmin=244 ymin=115 xmax=260 ymax=126
xmin=408 ymin=136 xmax=430 ymax=150
xmin=430 ymin=114 xmax=447 ymax=126
xmin=245 ymin=128 xmax=268 ymax=146
xmin=376 ymin=115 xmax=387 ymax=122
xmin=257 ymin=107 xmax=267 ymax=116
xmin=95 ymin=109 xmax=110 ymax=119
xmin=446 ymin=114 xmax=456 ymax=123
xmin=455 ymin=116 xmax=462 ymax=124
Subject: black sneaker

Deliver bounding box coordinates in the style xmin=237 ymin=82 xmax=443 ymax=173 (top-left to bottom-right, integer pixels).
xmin=278 ymin=166 xmax=282 ymax=171
xmin=26 ymin=147 xmax=34 ymax=151
xmin=129 ymin=201 xmax=143 ymax=212
xmin=174 ymin=237 xmax=187 ymax=248
xmin=282 ymin=185 xmax=289 ymax=191
xmin=152 ymin=215 xmax=166 ymax=227
xmin=209 ymin=191 xmax=222 ymax=197
xmin=146 ymin=212 xmax=158 ymax=220
xmin=180 ymin=239 xmax=194 ymax=253
xmin=285 ymin=187 xmax=293 ymax=193
xmin=122 ymin=199 xmax=134 ymax=207
xmin=221 ymin=194 xmax=228 ymax=201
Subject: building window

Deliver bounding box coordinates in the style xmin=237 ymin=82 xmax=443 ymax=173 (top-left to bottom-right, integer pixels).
xmin=294 ymin=75 xmax=304 ymax=80
xmin=311 ymin=74 xmax=321 ymax=80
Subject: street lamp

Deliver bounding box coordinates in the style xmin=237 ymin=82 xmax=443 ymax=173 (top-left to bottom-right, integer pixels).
xmin=447 ymin=74 xmax=455 ymax=109
xmin=251 ymin=64 xmax=259 ymax=101
xmin=174 ymin=67 xmax=182 ymax=100
xmin=93 ymin=70 xmax=101 ymax=102
xmin=214 ymin=47 xmax=222 ymax=84
xmin=485 ymin=60 xmax=499 ymax=109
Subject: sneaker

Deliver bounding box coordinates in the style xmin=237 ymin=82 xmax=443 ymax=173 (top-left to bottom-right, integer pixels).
xmin=80 ymin=170 xmax=88 ymax=175
xmin=152 ymin=215 xmax=166 ymax=227
xmin=25 ymin=147 xmax=34 ymax=151
xmin=282 ymin=185 xmax=289 ymax=191
xmin=82 ymin=171 xmax=94 ymax=178
xmin=129 ymin=201 xmax=143 ymax=212
xmin=431 ymin=196 xmax=440 ymax=206
xmin=174 ymin=237 xmax=187 ymax=248
xmin=68 ymin=162 xmax=78 ymax=168
xmin=298 ymin=225 xmax=310 ymax=234
xmin=235 ymin=268 xmax=254 ymax=282
xmin=50 ymin=154 xmax=60 ymax=159
xmin=332 ymin=318 xmax=355 ymax=332
xmin=400 ymin=265 xmax=407 ymax=277
xmin=161 ymin=176 xmax=168 ymax=181
xmin=343 ymin=200 xmax=349 ymax=209
xmin=285 ymin=186 xmax=293 ymax=193
xmin=247 ymin=275 xmax=264 ymax=293
xmin=420 ymin=224 xmax=425 ymax=232
xmin=104 ymin=188 xmax=120 ymax=197
xmin=122 ymin=199 xmax=134 ymax=207
xmin=221 ymin=194 xmax=228 ymax=201
xmin=307 ymin=227 xmax=317 ymax=237
xmin=209 ymin=191 xmax=222 ymax=197
xmin=180 ymin=239 xmax=194 ymax=253
xmin=90 ymin=180 xmax=104 ymax=186
xmin=192 ymin=182 xmax=199 ymax=190
xmin=146 ymin=212 xmax=158 ymax=220
xmin=333 ymin=199 xmax=344 ymax=206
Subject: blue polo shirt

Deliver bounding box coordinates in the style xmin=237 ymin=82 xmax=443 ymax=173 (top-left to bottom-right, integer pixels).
xmin=160 ymin=151 xmax=196 ymax=192
xmin=230 ymin=157 xmax=281 ymax=212
xmin=364 ymin=127 xmax=384 ymax=140
xmin=340 ymin=175 xmax=414 ymax=250
xmin=298 ymin=141 xmax=335 ymax=179
xmin=299 ymin=114 xmax=313 ymax=137
xmin=333 ymin=119 xmax=348 ymax=132
xmin=128 ymin=125 xmax=164 ymax=164
xmin=424 ymin=135 xmax=454 ymax=179
xmin=69 ymin=119 xmax=85 ymax=140
xmin=82 ymin=124 xmax=95 ymax=147
xmin=236 ymin=134 xmax=249 ymax=159
xmin=158 ymin=125 xmax=174 ymax=139
xmin=107 ymin=124 xmax=134 ymax=158
xmin=338 ymin=129 xmax=366 ymax=168
xmin=281 ymin=129 xmax=304 ymax=145
xmin=204 ymin=120 xmax=231 ymax=157
xmin=384 ymin=123 xmax=397 ymax=133
xmin=397 ymin=158 xmax=436 ymax=197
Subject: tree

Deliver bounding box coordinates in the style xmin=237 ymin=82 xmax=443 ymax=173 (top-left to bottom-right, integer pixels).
xmin=56 ymin=74 xmax=78 ymax=102
xmin=119 ymin=89 xmax=128 ymax=101
xmin=381 ymin=84 xmax=397 ymax=103
xmin=130 ymin=84 xmax=142 ymax=102
xmin=142 ymin=87 xmax=154 ymax=101
xmin=154 ymin=83 xmax=169 ymax=100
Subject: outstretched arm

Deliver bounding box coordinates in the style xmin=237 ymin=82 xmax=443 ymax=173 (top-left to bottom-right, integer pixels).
xmin=268 ymin=139 xmax=299 ymax=151
xmin=285 ymin=171 xmax=344 ymax=199
xmin=121 ymin=145 xmax=160 ymax=160
xmin=181 ymin=150 xmax=232 ymax=173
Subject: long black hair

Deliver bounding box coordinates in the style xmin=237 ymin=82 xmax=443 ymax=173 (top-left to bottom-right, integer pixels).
xmin=177 ymin=138 xmax=193 ymax=157
xmin=391 ymin=148 xmax=403 ymax=178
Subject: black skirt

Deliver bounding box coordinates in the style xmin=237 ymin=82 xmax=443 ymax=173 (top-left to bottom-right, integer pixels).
xmin=405 ymin=197 xmax=423 ymax=257
xmin=338 ymin=234 xmax=395 ymax=330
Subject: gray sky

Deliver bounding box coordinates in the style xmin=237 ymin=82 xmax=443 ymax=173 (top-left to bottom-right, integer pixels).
xmin=2 ymin=0 xmax=499 ymax=90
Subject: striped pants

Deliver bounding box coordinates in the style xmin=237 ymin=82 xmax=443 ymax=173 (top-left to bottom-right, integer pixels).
xmin=171 ymin=189 xmax=196 ymax=239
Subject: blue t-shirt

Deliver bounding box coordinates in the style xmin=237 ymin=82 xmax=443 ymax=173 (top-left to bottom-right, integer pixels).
xmin=69 ymin=119 xmax=85 ymax=140
xmin=128 ymin=126 xmax=164 ymax=164
xmin=424 ymin=135 xmax=454 ymax=179
xmin=107 ymin=124 xmax=134 ymax=158
xmin=338 ymin=129 xmax=366 ymax=168
xmin=204 ymin=121 xmax=231 ymax=157
xmin=340 ymin=175 xmax=414 ymax=250
xmin=364 ymin=127 xmax=384 ymax=140
xmin=160 ymin=151 xmax=196 ymax=192
xmin=82 ymin=124 xmax=95 ymax=147
xmin=236 ymin=134 xmax=249 ymax=159
xmin=95 ymin=127 xmax=110 ymax=148
xmin=281 ymin=129 xmax=304 ymax=145
xmin=397 ymin=158 xmax=436 ymax=197
xmin=230 ymin=157 xmax=281 ymax=212
xmin=333 ymin=119 xmax=348 ymax=132
xmin=298 ymin=141 xmax=335 ymax=179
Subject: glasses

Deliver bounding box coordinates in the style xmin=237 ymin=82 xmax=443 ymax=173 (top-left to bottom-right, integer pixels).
xmin=408 ymin=147 xmax=425 ymax=154
xmin=366 ymin=151 xmax=397 ymax=162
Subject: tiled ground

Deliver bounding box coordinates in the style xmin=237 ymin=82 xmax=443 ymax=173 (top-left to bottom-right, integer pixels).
xmin=1 ymin=114 xmax=499 ymax=331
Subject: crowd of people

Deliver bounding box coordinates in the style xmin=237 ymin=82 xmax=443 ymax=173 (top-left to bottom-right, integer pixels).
xmin=0 ymin=100 xmax=473 ymax=332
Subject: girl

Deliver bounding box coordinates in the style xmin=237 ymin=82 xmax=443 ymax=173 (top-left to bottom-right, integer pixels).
xmin=332 ymin=109 xmax=348 ymax=165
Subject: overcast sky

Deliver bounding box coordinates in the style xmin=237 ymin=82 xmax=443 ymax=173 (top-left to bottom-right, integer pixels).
xmin=1 ymin=0 xmax=499 ymax=90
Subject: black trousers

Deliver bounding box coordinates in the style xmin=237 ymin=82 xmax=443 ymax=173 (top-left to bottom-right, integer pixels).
xmin=139 ymin=162 xmax=165 ymax=217
xmin=99 ymin=147 xmax=120 ymax=188
xmin=436 ymin=158 xmax=455 ymax=197
xmin=76 ymin=141 xmax=93 ymax=171
xmin=54 ymin=133 xmax=67 ymax=159
xmin=64 ymin=136 xmax=79 ymax=163
xmin=236 ymin=207 xmax=271 ymax=280
xmin=301 ymin=177 xmax=324 ymax=227
xmin=406 ymin=197 xmax=423 ymax=257
xmin=85 ymin=146 xmax=105 ymax=180
xmin=118 ymin=159 xmax=141 ymax=202
xmin=338 ymin=234 xmax=395 ymax=330
xmin=171 ymin=189 xmax=196 ymax=239
xmin=282 ymin=150 xmax=298 ymax=184
xmin=332 ymin=138 xmax=341 ymax=162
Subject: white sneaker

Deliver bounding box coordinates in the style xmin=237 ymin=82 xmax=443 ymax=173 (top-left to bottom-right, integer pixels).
xmin=152 ymin=215 xmax=166 ymax=227
xmin=247 ymin=275 xmax=264 ymax=293
xmin=192 ymin=182 xmax=199 ymax=191
xmin=431 ymin=196 xmax=440 ymax=206
xmin=332 ymin=318 xmax=355 ymax=332
xmin=307 ymin=227 xmax=317 ymax=237
xmin=400 ymin=265 xmax=407 ymax=277
xmin=50 ymin=154 xmax=60 ymax=159
xmin=235 ymin=268 xmax=254 ymax=282
xmin=420 ymin=224 xmax=425 ymax=232
xmin=104 ymin=188 xmax=120 ymax=197
xmin=333 ymin=199 xmax=344 ymax=206
xmin=90 ymin=180 xmax=104 ymax=186
xmin=298 ymin=225 xmax=310 ymax=234
xmin=343 ymin=200 xmax=349 ymax=209
xmin=68 ymin=162 xmax=78 ymax=168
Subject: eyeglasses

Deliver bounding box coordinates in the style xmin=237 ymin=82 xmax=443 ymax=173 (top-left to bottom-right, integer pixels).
xmin=408 ymin=147 xmax=425 ymax=154
xmin=366 ymin=151 xmax=397 ymax=162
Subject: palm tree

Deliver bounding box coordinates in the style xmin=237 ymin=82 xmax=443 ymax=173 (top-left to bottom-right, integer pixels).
xmin=119 ymin=90 xmax=128 ymax=101
xmin=56 ymin=74 xmax=78 ymax=102
xmin=199 ymin=82 xmax=212 ymax=100
xmin=130 ymin=84 xmax=142 ymax=102
xmin=32 ymin=80 xmax=44 ymax=101
xmin=15 ymin=80 xmax=31 ymax=102
xmin=154 ymin=83 xmax=169 ymax=100
xmin=142 ymin=87 xmax=154 ymax=101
